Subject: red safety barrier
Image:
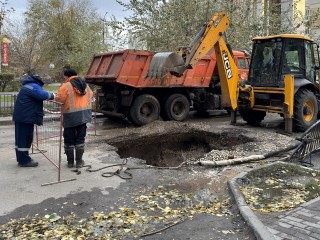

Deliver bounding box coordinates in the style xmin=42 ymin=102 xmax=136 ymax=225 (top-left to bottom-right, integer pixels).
xmin=32 ymin=94 xmax=97 ymax=186
xmin=32 ymin=100 xmax=74 ymax=186
xmin=87 ymin=93 xmax=97 ymax=135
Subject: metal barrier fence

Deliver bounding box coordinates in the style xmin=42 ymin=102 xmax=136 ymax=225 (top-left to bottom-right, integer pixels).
xmin=32 ymin=100 xmax=76 ymax=185
xmin=0 ymin=93 xmax=16 ymax=116
xmin=289 ymin=120 xmax=320 ymax=166
xmin=32 ymin=97 xmax=97 ymax=186
xmin=34 ymin=100 xmax=62 ymax=170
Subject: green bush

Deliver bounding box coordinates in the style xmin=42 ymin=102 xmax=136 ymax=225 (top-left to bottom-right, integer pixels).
xmin=0 ymin=73 xmax=15 ymax=92
xmin=6 ymin=79 xmax=21 ymax=92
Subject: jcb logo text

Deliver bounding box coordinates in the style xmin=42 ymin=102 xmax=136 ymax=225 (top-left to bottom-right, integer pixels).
xmin=223 ymin=52 xmax=233 ymax=79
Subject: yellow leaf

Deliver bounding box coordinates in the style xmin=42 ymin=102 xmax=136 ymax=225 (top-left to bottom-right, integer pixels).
xmin=128 ymin=219 xmax=136 ymax=224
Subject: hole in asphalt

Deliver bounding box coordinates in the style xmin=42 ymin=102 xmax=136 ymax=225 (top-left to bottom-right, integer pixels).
xmin=109 ymin=130 xmax=252 ymax=167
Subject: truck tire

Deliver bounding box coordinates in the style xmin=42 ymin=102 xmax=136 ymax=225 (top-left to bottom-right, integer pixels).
xmin=129 ymin=94 xmax=160 ymax=126
xmin=239 ymin=109 xmax=266 ymax=126
xmin=163 ymin=94 xmax=190 ymax=121
xmin=293 ymin=89 xmax=318 ymax=132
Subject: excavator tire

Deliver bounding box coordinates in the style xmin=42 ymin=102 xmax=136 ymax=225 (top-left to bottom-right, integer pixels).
xmin=239 ymin=109 xmax=266 ymax=126
xmin=293 ymin=88 xmax=318 ymax=132
xmin=163 ymin=94 xmax=190 ymax=121
xmin=129 ymin=94 xmax=160 ymax=126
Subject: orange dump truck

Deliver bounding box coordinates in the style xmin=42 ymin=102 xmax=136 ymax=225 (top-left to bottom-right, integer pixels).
xmin=85 ymin=49 xmax=250 ymax=126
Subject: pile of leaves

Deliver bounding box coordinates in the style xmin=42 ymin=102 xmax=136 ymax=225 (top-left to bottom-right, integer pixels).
xmin=0 ymin=186 xmax=230 ymax=239
xmin=238 ymin=163 xmax=320 ymax=212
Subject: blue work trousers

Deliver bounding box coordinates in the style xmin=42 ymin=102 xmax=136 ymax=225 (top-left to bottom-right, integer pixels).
xmin=15 ymin=122 xmax=34 ymax=164
xmin=63 ymin=123 xmax=87 ymax=149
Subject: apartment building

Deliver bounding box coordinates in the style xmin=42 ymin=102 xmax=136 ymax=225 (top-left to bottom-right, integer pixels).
xmin=259 ymin=0 xmax=320 ymax=40
xmin=306 ymin=0 xmax=320 ymax=40
xmin=282 ymin=0 xmax=306 ymax=34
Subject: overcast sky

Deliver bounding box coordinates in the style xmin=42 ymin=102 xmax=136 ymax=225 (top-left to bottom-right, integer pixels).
xmin=6 ymin=0 xmax=131 ymax=21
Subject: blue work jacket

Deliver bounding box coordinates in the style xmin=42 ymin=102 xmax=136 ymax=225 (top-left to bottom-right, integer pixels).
xmin=13 ymin=76 xmax=51 ymax=126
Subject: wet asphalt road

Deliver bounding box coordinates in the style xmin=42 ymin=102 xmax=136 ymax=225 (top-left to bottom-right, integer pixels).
xmin=0 ymin=111 xmax=297 ymax=240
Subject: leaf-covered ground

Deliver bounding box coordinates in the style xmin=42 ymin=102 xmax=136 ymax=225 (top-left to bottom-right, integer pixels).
xmin=238 ymin=162 xmax=320 ymax=212
xmin=0 ymin=186 xmax=231 ymax=239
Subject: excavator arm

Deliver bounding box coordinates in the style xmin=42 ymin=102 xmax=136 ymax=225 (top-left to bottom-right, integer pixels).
xmin=146 ymin=12 xmax=239 ymax=110
xmin=214 ymin=38 xmax=239 ymax=110
xmin=181 ymin=12 xmax=231 ymax=68
xmin=147 ymin=12 xmax=231 ymax=79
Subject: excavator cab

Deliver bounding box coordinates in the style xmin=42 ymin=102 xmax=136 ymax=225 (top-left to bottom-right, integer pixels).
xmin=248 ymin=35 xmax=319 ymax=88
xmin=239 ymin=34 xmax=320 ymax=132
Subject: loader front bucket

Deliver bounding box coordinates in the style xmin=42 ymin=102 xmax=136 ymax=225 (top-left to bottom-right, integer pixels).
xmin=146 ymin=52 xmax=186 ymax=79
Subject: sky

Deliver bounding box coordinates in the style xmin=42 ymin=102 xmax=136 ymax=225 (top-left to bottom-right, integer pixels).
xmin=6 ymin=0 xmax=131 ymax=21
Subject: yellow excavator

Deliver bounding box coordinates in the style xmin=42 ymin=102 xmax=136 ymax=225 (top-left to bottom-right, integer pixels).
xmin=148 ymin=12 xmax=320 ymax=133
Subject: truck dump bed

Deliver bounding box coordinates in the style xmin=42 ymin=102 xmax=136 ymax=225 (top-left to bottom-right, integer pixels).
xmin=85 ymin=49 xmax=154 ymax=86
xmin=85 ymin=49 xmax=221 ymax=88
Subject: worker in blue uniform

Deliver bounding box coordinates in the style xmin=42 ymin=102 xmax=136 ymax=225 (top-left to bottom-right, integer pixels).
xmin=12 ymin=75 xmax=55 ymax=167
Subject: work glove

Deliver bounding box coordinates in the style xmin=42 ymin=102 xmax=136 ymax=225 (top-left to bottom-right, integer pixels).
xmin=48 ymin=92 xmax=55 ymax=100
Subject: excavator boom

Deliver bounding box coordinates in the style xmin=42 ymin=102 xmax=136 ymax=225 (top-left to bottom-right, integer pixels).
xmin=146 ymin=12 xmax=238 ymax=110
xmin=214 ymin=39 xmax=239 ymax=110
xmin=184 ymin=12 xmax=230 ymax=67
xmin=147 ymin=12 xmax=231 ymax=79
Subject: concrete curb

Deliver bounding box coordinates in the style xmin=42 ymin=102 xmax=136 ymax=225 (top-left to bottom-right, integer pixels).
xmin=228 ymin=171 xmax=276 ymax=240
xmin=0 ymin=113 xmax=104 ymax=126
xmin=0 ymin=117 xmax=13 ymax=126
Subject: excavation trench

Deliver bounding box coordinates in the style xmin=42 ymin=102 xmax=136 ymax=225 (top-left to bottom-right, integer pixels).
xmin=108 ymin=130 xmax=252 ymax=167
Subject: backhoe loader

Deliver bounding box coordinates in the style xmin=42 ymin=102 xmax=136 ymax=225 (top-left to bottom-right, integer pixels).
xmin=238 ymin=34 xmax=320 ymax=133
xmin=149 ymin=12 xmax=320 ymax=133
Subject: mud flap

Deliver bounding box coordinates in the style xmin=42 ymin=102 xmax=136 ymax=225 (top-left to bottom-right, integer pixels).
xmin=146 ymin=52 xmax=186 ymax=79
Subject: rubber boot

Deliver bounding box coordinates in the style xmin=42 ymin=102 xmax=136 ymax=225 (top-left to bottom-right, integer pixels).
xmin=65 ymin=148 xmax=74 ymax=168
xmin=75 ymin=147 xmax=85 ymax=168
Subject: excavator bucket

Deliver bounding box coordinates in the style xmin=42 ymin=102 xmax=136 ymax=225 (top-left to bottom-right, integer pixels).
xmin=146 ymin=52 xmax=186 ymax=79
xmin=146 ymin=12 xmax=229 ymax=79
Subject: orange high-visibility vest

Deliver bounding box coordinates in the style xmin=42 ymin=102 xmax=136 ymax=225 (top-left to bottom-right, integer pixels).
xmin=56 ymin=76 xmax=93 ymax=128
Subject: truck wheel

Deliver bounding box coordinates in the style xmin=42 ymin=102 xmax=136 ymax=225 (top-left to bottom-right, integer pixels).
xmin=129 ymin=94 xmax=160 ymax=126
xmin=293 ymin=89 xmax=318 ymax=132
xmin=239 ymin=109 xmax=266 ymax=126
xmin=163 ymin=94 xmax=190 ymax=121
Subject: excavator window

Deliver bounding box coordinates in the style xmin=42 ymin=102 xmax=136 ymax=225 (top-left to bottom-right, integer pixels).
xmin=248 ymin=41 xmax=283 ymax=86
xmin=283 ymin=38 xmax=317 ymax=83
xmin=283 ymin=45 xmax=301 ymax=74
xmin=305 ymin=41 xmax=316 ymax=82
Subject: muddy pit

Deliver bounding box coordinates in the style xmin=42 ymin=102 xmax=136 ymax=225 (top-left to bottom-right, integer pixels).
xmin=108 ymin=130 xmax=253 ymax=167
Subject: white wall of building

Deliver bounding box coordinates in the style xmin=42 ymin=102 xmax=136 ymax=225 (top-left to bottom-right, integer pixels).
xmin=306 ymin=0 xmax=320 ymax=41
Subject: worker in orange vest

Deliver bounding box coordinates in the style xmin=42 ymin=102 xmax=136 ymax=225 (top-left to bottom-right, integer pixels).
xmin=55 ymin=68 xmax=94 ymax=168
